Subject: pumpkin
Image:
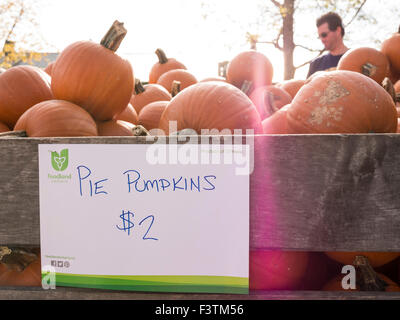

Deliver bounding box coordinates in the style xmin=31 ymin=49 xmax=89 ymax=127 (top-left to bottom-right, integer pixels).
xmin=261 ymin=104 xmax=290 ymax=134
xmin=138 ymin=100 xmax=169 ymax=132
xmin=0 ymin=259 xmax=41 ymax=287
xmin=398 ymin=259 xmax=400 ymax=282
xmin=394 ymin=80 xmax=400 ymax=93
xmin=113 ymin=103 xmax=138 ymax=124
xmin=249 ymin=85 xmax=292 ymax=120
xmin=199 ymin=76 xmax=227 ymax=83
xmin=387 ymin=67 xmax=400 ymax=84
xmin=277 ymin=79 xmax=306 ymax=99
xmin=337 ymin=47 xmax=389 ymax=84
xmin=226 ymin=50 xmax=273 ymax=92
xmin=397 ymin=101 xmax=400 ymax=117
xmin=156 ymin=69 xmax=198 ymax=94
xmin=14 ymin=100 xmax=98 ymax=137
xmin=381 ymin=32 xmax=400 ymax=76
xmin=322 ymin=273 xmax=400 ymax=292
xmin=130 ymin=79 xmax=172 ymax=114
xmin=325 ymin=252 xmax=400 ymax=268
xmin=249 ymin=250 xmax=309 ymax=290
xmin=44 ymin=61 xmax=55 ymax=76
xmin=158 ymin=81 xmax=263 ymax=135
xmin=286 ymin=70 xmax=397 ymax=134
xmin=0 ymin=65 xmax=53 ymax=128
xmin=96 ymin=119 xmax=136 ymax=136
xmin=51 ymin=21 xmax=134 ymax=121
xmin=0 ymin=121 xmax=10 ymax=133
xmin=148 ymin=48 xmax=186 ymax=84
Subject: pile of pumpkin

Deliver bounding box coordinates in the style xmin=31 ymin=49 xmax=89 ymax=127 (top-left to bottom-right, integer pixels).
xmin=0 ymin=20 xmax=399 ymax=137
xmin=1 ymin=20 xmax=400 ymax=292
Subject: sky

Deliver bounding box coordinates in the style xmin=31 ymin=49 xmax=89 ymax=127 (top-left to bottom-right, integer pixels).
xmin=27 ymin=0 xmax=400 ymax=83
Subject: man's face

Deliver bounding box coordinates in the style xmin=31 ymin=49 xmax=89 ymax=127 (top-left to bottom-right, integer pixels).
xmin=317 ymin=22 xmax=340 ymax=51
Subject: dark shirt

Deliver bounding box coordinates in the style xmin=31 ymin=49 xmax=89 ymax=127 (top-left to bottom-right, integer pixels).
xmin=307 ymin=53 xmax=345 ymax=78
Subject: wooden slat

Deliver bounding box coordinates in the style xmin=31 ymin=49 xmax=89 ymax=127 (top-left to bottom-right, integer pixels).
xmin=0 ymin=134 xmax=400 ymax=251
xmin=0 ymin=287 xmax=399 ymax=300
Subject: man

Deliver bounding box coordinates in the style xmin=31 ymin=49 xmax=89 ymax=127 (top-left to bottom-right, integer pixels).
xmin=307 ymin=12 xmax=349 ymax=78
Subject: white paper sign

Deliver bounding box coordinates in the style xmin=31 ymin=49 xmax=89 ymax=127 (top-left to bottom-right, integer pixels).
xmin=39 ymin=143 xmax=250 ymax=293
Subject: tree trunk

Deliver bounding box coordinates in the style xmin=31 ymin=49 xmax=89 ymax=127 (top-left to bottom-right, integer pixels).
xmin=282 ymin=0 xmax=295 ymax=80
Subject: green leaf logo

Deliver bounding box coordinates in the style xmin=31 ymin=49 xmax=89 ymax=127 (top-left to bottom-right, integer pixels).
xmin=51 ymin=149 xmax=69 ymax=171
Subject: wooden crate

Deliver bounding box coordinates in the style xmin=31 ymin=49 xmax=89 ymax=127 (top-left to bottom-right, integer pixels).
xmin=0 ymin=132 xmax=399 ymax=300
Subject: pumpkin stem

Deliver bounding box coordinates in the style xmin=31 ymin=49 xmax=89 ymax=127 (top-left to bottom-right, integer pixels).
xmin=134 ymin=78 xmax=146 ymax=95
xmin=132 ymin=124 xmax=150 ymax=136
xmin=171 ymin=80 xmax=181 ymax=97
xmin=361 ymin=63 xmax=377 ymax=77
xmin=353 ymin=255 xmax=388 ymax=291
xmin=100 ymin=20 xmax=127 ymax=52
xmin=382 ymin=77 xmax=397 ymax=103
xmin=241 ymin=80 xmax=253 ymax=95
xmin=0 ymin=246 xmax=12 ymax=262
xmin=155 ymin=48 xmax=169 ymax=64
xmin=264 ymin=91 xmax=277 ymax=117
xmin=1 ymin=247 xmax=38 ymax=272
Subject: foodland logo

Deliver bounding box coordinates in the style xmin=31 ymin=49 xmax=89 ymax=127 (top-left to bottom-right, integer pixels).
xmin=51 ymin=149 xmax=69 ymax=171
xmin=48 ymin=148 xmax=71 ymax=182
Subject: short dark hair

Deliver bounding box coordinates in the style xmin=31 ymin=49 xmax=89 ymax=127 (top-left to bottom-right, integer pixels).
xmin=317 ymin=12 xmax=345 ymax=37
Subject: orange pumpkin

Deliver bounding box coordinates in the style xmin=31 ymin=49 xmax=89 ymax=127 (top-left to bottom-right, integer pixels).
xmin=113 ymin=103 xmax=138 ymax=124
xmin=261 ymin=104 xmax=290 ymax=134
xmin=51 ymin=21 xmax=134 ymax=121
xmin=381 ymin=32 xmax=400 ymax=76
xmin=44 ymin=61 xmax=55 ymax=76
xmin=323 ymin=273 xmax=400 ymax=292
xmin=130 ymin=79 xmax=171 ymax=114
xmin=199 ymin=76 xmax=227 ymax=83
xmin=0 ymin=65 xmax=53 ymax=129
xmin=387 ymin=67 xmax=400 ymax=84
xmin=156 ymin=69 xmax=198 ymax=94
xmin=14 ymin=100 xmax=98 ymax=137
xmin=277 ymin=79 xmax=306 ymax=99
xmin=158 ymin=81 xmax=263 ymax=135
xmin=96 ymin=119 xmax=136 ymax=136
xmin=337 ymin=47 xmax=389 ymax=84
xmin=394 ymin=80 xmax=400 ymax=93
xmin=0 ymin=121 xmax=10 ymax=133
xmin=138 ymin=100 xmax=169 ymax=131
xmin=325 ymin=252 xmax=400 ymax=268
xmin=286 ymin=70 xmax=397 ymax=134
xmin=226 ymin=50 xmax=273 ymax=91
xmin=148 ymin=48 xmax=186 ymax=84
xmin=249 ymin=250 xmax=309 ymax=290
xmin=0 ymin=259 xmax=41 ymax=287
xmin=159 ymin=81 xmax=262 ymax=135
xmin=248 ymin=85 xmax=292 ymax=120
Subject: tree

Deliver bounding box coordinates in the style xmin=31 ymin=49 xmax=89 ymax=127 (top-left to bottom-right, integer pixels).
xmin=201 ymin=0 xmax=399 ymax=80
xmin=254 ymin=0 xmax=368 ymax=80
xmin=0 ymin=0 xmax=50 ymax=69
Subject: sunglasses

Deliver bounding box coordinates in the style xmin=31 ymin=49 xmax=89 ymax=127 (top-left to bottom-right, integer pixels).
xmin=318 ymin=31 xmax=331 ymax=39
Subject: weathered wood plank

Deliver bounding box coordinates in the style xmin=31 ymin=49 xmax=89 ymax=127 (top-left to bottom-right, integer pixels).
xmin=0 ymin=287 xmax=399 ymax=300
xmin=0 ymin=134 xmax=400 ymax=251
